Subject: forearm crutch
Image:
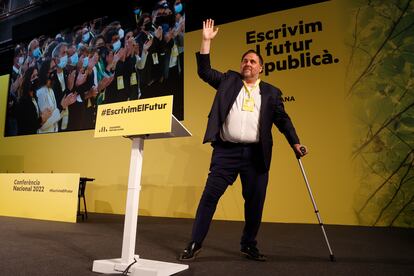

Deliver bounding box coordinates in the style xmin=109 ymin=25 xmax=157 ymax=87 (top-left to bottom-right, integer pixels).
xmin=297 ymin=147 xmax=336 ymax=262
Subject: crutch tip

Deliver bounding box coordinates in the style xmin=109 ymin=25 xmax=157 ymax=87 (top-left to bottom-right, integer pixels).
xmin=330 ymin=254 xmax=336 ymax=262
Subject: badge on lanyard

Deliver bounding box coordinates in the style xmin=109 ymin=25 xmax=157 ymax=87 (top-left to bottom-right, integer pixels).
xmin=241 ymin=79 xmax=260 ymax=112
xmin=172 ymin=44 xmax=179 ymax=57
xmin=242 ymin=97 xmax=255 ymax=112
xmin=117 ymin=76 xmax=125 ymax=90
xmin=152 ymin=53 xmax=159 ymax=64
xmin=130 ymin=72 xmax=137 ymax=86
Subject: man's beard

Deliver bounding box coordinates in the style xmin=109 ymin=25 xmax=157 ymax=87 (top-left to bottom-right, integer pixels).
xmin=242 ymin=68 xmax=254 ymax=78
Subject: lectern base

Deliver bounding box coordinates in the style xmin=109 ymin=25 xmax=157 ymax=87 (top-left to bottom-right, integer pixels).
xmin=92 ymin=256 xmax=189 ymax=275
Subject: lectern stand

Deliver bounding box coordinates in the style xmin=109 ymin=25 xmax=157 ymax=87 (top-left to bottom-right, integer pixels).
xmin=92 ymin=115 xmax=191 ymax=275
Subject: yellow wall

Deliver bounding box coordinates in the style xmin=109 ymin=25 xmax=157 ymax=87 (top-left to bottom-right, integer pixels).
xmin=0 ymin=1 xmax=360 ymax=225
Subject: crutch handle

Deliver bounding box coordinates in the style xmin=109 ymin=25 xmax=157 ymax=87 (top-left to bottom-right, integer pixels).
xmin=296 ymin=146 xmax=307 ymax=159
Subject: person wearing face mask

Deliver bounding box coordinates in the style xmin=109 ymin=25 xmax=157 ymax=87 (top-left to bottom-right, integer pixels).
xmin=103 ymin=28 xmax=129 ymax=104
xmin=64 ymin=44 xmax=79 ymax=102
xmin=12 ymin=46 xmax=25 ymax=84
xmin=27 ymin=39 xmax=42 ymax=69
xmin=150 ymin=4 xmax=175 ymax=89
xmin=108 ymin=21 xmax=125 ymax=44
xmin=16 ymin=67 xmax=52 ymax=135
xmin=119 ymin=29 xmax=138 ymax=101
xmin=6 ymin=47 xmax=24 ymax=136
xmin=65 ymin=45 xmax=94 ymax=131
xmin=68 ymin=45 xmax=79 ymax=68
xmin=134 ymin=14 xmax=157 ymax=99
xmin=137 ymin=13 xmax=165 ymax=98
xmin=91 ymin=36 xmax=109 ymax=84
xmin=112 ymin=39 xmax=122 ymax=53
xmin=51 ymin=42 xmax=76 ymax=131
xmin=28 ymin=39 xmax=41 ymax=59
xmin=36 ymin=58 xmax=76 ymax=133
xmin=124 ymin=30 xmax=150 ymax=100
xmin=93 ymin=45 xmax=117 ymax=105
xmin=80 ymin=48 xmax=100 ymax=129
xmin=135 ymin=13 xmax=155 ymax=55
xmin=6 ymin=44 xmax=29 ymax=136
xmin=178 ymin=19 xmax=308 ymax=262
xmin=81 ymin=27 xmax=93 ymax=47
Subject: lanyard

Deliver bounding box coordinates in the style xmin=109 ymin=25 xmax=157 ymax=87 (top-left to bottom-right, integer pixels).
xmin=242 ymin=79 xmax=261 ymax=98
xmin=241 ymin=79 xmax=260 ymax=112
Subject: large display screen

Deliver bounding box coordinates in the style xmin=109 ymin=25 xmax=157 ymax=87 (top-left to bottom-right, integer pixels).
xmin=4 ymin=0 xmax=184 ymax=136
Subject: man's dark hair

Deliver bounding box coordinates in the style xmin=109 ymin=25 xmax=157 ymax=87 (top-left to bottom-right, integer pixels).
xmin=21 ymin=66 xmax=36 ymax=99
xmin=241 ymin=49 xmax=263 ymax=66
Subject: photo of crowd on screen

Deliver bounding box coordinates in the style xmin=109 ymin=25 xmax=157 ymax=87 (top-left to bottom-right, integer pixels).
xmin=5 ymin=0 xmax=185 ymax=136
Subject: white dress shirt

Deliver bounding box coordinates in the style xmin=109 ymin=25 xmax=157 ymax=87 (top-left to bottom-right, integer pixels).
xmin=220 ymin=80 xmax=261 ymax=143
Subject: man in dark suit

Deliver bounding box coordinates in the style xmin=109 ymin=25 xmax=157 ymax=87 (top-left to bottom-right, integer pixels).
xmin=179 ymin=19 xmax=308 ymax=262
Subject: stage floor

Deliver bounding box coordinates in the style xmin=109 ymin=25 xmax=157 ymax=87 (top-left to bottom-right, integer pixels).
xmin=0 ymin=213 xmax=413 ymax=275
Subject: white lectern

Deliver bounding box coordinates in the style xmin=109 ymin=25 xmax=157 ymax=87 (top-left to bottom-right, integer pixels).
xmin=92 ymin=115 xmax=191 ymax=275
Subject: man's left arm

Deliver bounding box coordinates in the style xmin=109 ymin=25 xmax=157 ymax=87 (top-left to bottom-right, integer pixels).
xmin=272 ymin=91 xmax=307 ymax=157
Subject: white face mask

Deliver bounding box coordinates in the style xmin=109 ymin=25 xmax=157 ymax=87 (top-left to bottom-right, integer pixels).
xmin=58 ymin=55 xmax=68 ymax=69
xmin=112 ymin=40 xmax=121 ymax=52
xmin=82 ymin=32 xmax=90 ymax=43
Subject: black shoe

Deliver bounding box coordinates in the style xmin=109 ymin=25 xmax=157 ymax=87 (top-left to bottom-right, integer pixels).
xmin=178 ymin=241 xmax=202 ymax=261
xmin=241 ymin=245 xmax=266 ymax=261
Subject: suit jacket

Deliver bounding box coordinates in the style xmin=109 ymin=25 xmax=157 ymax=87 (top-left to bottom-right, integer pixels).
xmin=51 ymin=70 xmax=70 ymax=131
xmin=16 ymin=96 xmax=42 ymax=135
xmin=196 ymin=52 xmax=300 ymax=171
xmin=51 ymin=69 xmax=70 ymax=111
xmin=105 ymin=60 xmax=129 ymax=104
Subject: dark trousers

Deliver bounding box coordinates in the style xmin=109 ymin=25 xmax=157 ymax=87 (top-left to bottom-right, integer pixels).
xmin=191 ymin=142 xmax=269 ymax=247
